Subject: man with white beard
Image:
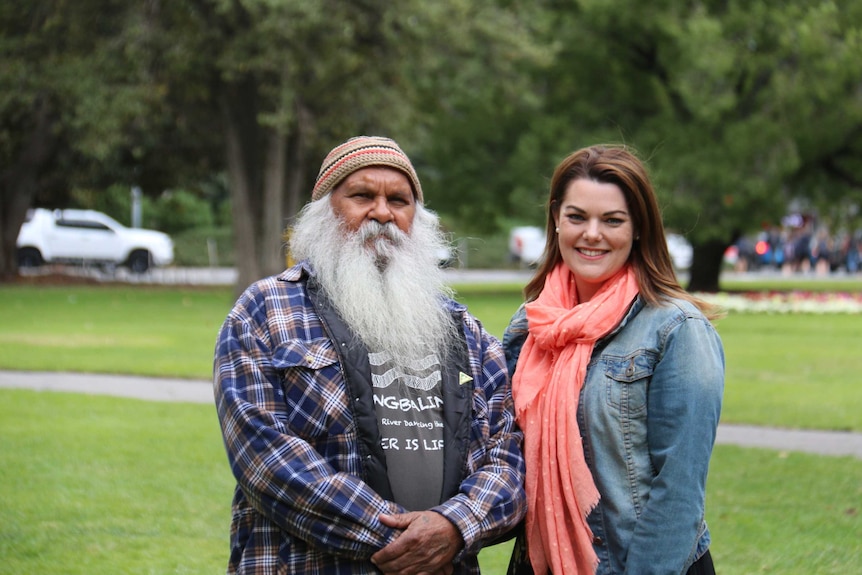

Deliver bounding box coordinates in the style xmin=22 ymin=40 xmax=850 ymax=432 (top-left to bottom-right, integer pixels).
xmin=213 ymin=136 xmax=526 ymax=575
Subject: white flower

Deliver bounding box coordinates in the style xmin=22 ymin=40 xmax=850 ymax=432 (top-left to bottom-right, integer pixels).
xmin=694 ymin=291 xmax=862 ymax=314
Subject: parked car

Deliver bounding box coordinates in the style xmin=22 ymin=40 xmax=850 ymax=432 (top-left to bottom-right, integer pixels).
xmin=436 ymin=245 xmax=457 ymax=268
xmin=666 ymin=233 xmax=693 ymax=270
xmin=16 ymin=208 xmax=174 ymax=273
xmin=509 ymin=226 xmax=546 ymax=267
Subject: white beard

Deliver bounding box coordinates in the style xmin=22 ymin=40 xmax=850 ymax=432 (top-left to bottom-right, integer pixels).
xmin=289 ymin=199 xmax=458 ymax=362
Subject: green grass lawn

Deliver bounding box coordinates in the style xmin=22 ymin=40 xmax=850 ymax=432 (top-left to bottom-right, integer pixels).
xmin=1 ymin=389 xmax=859 ymax=575
xmin=716 ymin=313 xmax=862 ymax=430
xmin=0 ymin=284 xmax=233 ymax=379
xmin=1 ymin=282 xmax=860 ymax=430
xmin=0 ymin=390 xmax=232 ymax=575
xmin=704 ymin=446 xmax=862 ymax=575
xmin=452 ymin=286 xmax=862 ymax=432
xmin=1 ymin=280 xmax=861 ymax=574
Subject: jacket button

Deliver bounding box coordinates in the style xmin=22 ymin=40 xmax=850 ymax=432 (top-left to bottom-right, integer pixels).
xmin=593 ymin=536 xmax=603 ymax=546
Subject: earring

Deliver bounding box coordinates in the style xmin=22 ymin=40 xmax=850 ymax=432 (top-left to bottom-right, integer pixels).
xmin=555 ymin=227 xmax=560 ymax=233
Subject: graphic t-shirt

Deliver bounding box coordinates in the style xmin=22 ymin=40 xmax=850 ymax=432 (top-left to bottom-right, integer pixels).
xmin=370 ymin=349 xmax=444 ymax=511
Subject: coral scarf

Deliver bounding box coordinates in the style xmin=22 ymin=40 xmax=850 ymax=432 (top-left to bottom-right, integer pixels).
xmin=512 ymin=263 xmax=639 ymax=574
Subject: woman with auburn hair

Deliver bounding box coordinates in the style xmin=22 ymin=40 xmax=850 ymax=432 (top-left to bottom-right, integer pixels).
xmin=504 ymin=145 xmax=724 ymax=575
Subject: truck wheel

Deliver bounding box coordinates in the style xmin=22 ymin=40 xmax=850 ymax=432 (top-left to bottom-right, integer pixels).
xmin=17 ymin=248 xmax=44 ymax=268
xmin=127 ymin=250 xmax=151 ymax=274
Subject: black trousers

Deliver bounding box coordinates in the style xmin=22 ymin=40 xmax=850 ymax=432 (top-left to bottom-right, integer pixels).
xmin=687 ymin=550 xmax=716 ymax=575
xmin=508 ymin=534 xmax=716 ymax=575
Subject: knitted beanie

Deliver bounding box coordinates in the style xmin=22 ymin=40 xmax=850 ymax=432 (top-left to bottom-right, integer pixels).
xmin=311 ymin=136 xmax=424 ymax=203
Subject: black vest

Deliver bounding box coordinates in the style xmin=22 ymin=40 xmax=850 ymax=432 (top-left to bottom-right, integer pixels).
xmin=307 ymin=279 xmax=473 ymax=505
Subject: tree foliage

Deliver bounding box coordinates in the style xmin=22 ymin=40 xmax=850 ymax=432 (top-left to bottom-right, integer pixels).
xmin=1 ymin=1 xmax=145 ymax=278
xmin=466 ymin=0 xmax=862 ymax=290
xmin=146 ymin=0 xmax=552 ymax=290
xmin=2 ymin=0 xmax=861 ymax=292
xmin=0 ymin=0 xmax=218 ymax=279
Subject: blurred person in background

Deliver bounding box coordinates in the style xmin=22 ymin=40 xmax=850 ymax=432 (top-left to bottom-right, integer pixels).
xmin=846 ymin=231 xmax=861 ymax=274
xmin=810 ymin=228 xmax=833 ymax=276
xmin=504 ymin=145 xmax=724 ymax=575
xmin=213 ymin=136 xmax=526 ymax=575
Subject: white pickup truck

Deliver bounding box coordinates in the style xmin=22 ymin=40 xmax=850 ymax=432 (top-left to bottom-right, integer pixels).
xmin=16 ymin=208 xmax=174 ymax=273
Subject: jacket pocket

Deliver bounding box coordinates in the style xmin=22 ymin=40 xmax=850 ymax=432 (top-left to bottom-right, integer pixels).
xmin=272 ymin=338 xmax=348 ymax=437
xmin=272 ymin=338 xmax=340 ymax=371
xmin=602 ymin=352 xmax=655 ymax=415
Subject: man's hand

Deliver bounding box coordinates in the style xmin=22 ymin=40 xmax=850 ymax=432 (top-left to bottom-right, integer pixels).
xmin=370 ymin=511 xmax=463 ymax=575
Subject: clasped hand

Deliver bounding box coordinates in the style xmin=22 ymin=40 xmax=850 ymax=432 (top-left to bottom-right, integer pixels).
xmin=370 ymin=511 xmax=462 ymax=575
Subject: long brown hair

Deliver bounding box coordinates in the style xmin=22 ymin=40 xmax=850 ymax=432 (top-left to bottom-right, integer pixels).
xmin=524 ymin=145 xmax=720 ymax=319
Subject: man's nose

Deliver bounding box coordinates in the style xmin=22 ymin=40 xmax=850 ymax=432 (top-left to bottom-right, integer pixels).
xmin=369 ymin=197 xmax=394 ymax=223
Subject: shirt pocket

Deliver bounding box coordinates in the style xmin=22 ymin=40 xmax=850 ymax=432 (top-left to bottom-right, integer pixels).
xmin=272 ymin=338 xmax=348 ymax=438
xmin=602 ymin=352 xmax=656 ymax=416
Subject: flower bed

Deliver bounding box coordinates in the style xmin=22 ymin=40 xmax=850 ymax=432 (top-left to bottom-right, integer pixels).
xmin=696 ymin=291 xmax=862 ymax=314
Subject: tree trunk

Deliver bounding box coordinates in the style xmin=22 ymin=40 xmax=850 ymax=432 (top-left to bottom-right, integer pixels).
xmin=283 ymin=100 xmax=313 ymax=265
xmin=0 ymin=181 xmax=34 ymax=282
xmin=260 ymin=128 xmax=287 ymax=276
xmin=686 ymin=239 xmax=729 ymax=293
xmin=221 ymin=92 xmax=260 ymax=295
xmin=0 ymin=98 xmax=57 ymax=282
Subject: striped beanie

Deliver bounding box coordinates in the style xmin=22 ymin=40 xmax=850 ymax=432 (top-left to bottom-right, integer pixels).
xmin=311 ymin=136 xmax=423 ymax=203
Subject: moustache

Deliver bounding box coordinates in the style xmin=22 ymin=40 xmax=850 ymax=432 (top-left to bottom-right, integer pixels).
xmin=357 ymin=220 xmax=405 ymax=246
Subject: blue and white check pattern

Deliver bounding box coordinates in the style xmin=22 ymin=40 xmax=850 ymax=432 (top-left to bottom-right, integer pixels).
xmin=214 ymin=262 xmax=526 ymax=574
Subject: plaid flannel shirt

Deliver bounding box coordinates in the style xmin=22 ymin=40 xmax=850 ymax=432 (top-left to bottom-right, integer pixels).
xmin=213 ymin=262 xmax=526 ymax=574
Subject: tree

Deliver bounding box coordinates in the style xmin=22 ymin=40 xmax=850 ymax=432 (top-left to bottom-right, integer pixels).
xmin=397 ymin=1 xmax=554 ymax=234
xmin=6 ymin=0 xmax=860 ymax=293
xmin=493 ymin=0 xmax=862 ymax=291
xmin=777 ymin=1 xmax=862 ymax=233
xmin=152 ymin=1 xmax=432 ymax=290
xmin=0 ymin=0 xmax=213 ymax=281
xmin=156 ymin=0 xmax=552 ymax=291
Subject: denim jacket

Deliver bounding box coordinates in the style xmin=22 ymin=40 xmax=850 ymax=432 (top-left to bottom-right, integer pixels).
xmin=503 ymin=296 xmax=724 ymax=575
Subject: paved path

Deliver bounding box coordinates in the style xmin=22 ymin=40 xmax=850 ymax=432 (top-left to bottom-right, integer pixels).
xmin=2 ymin=370 xmax=861 ymax=460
